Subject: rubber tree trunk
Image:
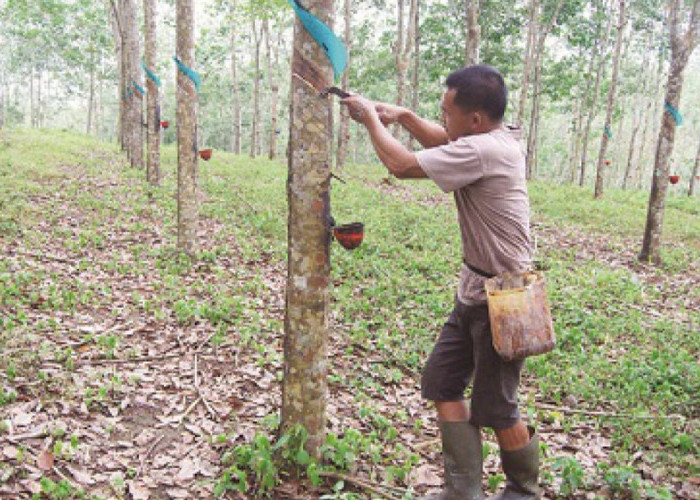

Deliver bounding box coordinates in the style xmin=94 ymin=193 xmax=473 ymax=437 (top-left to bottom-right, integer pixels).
xmin=282 ymin=0 xmax=335 ymax=456
xmin=464 ymin=0 xmax=480 ymax=65
xmin=110 ymin=0 xmax=125 ymax=149
xmin=640 ymin=0 xmax=699 ymax=263
xmin=518 ymin=0 xmax=538 ymax=127
xmin=688 ymin=138 xmax=700 ymax=196
xmin=408 ymin=0 xmax=420 ymax=150
xmin=579 ymin=3 xmax=614 ymax=187
xmin=87 ymin=63 xmax=95 ymax=135
xmin=594 ymin=0 xmax=626 ymax=199
xmin=144 ymin=0 xmax=161 ymax=185
xmin=335 ymin=0 xmax=351 ymax=169
xmin=250 ymin=19 xmax=262 ymax=158
xmin=230 ymin=1 xmax=241 ymax=154
xmin=124 ymin=0 xmax=143 ymax=168
xmin=176 ymin=0 xmax=199 ymax=253
xmin=263 ymin=19 xmax=280 ymax=160
xmin=393 ymin=0 xmax=416 ymax=140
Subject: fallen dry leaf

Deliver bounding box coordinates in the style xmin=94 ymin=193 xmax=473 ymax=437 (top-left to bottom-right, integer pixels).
xmin=36 ymin=450 xmax=55 ymax=471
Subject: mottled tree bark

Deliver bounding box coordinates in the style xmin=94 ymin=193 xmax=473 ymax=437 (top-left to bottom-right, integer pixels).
xmin=579 ymin=3 xmax=614 ymax=187
xmin=335 ymin=0 xmax=351 ymax=169
xmin=230 ymin=2 xmax=241 ymax=154
xmin=144 ymin=0 xmax=161 ymax=185
xmin=408 ymin=0 xmax=420 ymax=150
xmin=123 ymin=0 xmax=143 ymax=168
xmin=518 ymin=0 xmax=538 ymax=127
xmin=594 ymin=0 xmax=626 ymax=199
xmin=688 ymin=137 xmax=700 ymax=197
xmin=283 ymin=0 xmax=334 ymax=456
xmin=640 ymin=0 xmax=700 ymax=263
xmin=393 ymin=0 xmax=416 ymax=140
xmin=250 ymin=19 xmax=262 ymax=158
xmin=110 ymin=0 xmax=125 ymax=148
xmin=464 ymin=0 xmax=480 ymax=65
xmin=525 ymin=0 xmax=564 ymax=179
xmin=263 ymin=19 xmax=280 ymax=160
xmin=176 ymin=0 xmax=199 ymax=253
xmin=87 ymin=63 xmax=95 ymax=135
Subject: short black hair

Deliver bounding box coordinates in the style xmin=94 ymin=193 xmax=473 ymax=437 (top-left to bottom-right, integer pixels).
xmin=445 ymin=65 xmax=507 ymax=121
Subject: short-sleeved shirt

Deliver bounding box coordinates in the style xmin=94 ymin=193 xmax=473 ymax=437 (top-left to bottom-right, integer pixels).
xmin=415 ymin=125 xmax=531 ymax=305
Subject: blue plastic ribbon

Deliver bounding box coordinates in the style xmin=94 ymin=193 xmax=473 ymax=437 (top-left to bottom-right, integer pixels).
xmin=131 ymin=79 xmax=146 ymax=97
xmin=287 ymin=0 xmax=347 ymax=81
xmin=664 ymin=100 xmax=683 ymax=126
xmin=142 ymin=61 xmax=162 ymax=87
xmin=603 ymin=126 xmax=613 ymax=139
xmin=173 ymin=56 xmax=201 ymax=91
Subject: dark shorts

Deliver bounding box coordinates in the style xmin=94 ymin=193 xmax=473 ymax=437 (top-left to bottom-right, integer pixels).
xmin=421 ymin=300 xmax=523 ymax=430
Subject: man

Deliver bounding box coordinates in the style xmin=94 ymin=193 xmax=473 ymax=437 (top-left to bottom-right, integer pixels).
xmin=341 ymin=65 xmax=540 ymax=500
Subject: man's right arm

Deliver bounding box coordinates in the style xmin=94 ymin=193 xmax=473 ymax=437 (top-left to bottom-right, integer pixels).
xmin=376 ymin=103 xmax=449 ymax=148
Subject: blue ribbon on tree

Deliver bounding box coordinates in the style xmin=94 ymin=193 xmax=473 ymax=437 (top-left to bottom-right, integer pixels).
xmin=287 ymin=0 xmax=348 ymax=81
xmin=664 ymin=100 xmax=683 ymax=126
xmin=604 ymin=126 xmax=613 ymax=139
xmin=173 ymin=56 xmax=201 ymax=91
xmin=142 ymin=61 xmax=162 ymax=87
xmin=131 ymin=79 xmax=146 ymax=97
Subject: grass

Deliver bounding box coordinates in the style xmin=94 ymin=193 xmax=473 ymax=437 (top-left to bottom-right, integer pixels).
xmin=0 ymin=128 xmax=698 ymax=498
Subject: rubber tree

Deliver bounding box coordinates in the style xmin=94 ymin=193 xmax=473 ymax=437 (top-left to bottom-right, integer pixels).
xmin=393 ymin=0 xmax=417 ymax=139
xmin=144 ymin=0 xmax=161 ymax=185
xmin=335 ymin=0 xmax=351 ymax=169
xmin=123 ymin=0 xmax=143 ymax=168
xmin=176 ymin=0 xmax=199 ymax=253
xmin=282 ymin=0 xmax=335 ymax=456
xmin=464 ymin=0 xmax=480 ymax=65
xmin=594 ymin=0 xmax=627 ymax=198
xmin=640 ymin=0 xmax=700 ymax=263
xmin=689 ymin=138 xmax=700 ymax=196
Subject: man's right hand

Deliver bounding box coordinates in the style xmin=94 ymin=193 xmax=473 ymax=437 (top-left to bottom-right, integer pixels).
xmin=375 ymin=103 xmax=407 ymax=127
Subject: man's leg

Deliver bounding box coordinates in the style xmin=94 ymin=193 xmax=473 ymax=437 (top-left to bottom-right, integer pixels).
xmin=489 ymin=420 xmax=541 ymax=500
xmin=419 ymin=302 xmax=484 ymax=500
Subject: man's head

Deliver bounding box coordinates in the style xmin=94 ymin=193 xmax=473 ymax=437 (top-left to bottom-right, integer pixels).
xmin=441 ymin=65 xmax=507 ymax=140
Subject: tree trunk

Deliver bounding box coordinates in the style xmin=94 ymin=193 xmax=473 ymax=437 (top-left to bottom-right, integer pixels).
xmin=622 ymin=107 xmax=641 ymax=189
xmin=144 ymin=0 xmax=161 ymax=185
xmin=87 ymin=63 xmax=95 ymax=135
xmin=110 ymin=0 xmax=125 ymax=148
xmin=687 ymin=138 xmax=700 ymax=196
xmin=640 ymin=0 xmax=699 ymax=263
xmin=263 ymin=19 xmax=280 ymax=160
xmin=594 ymin=0 xmax=626 ymax=199
xmin=176 ymin=0 xmax=199 ymax=253
xmin=518 ymin=0 xmax=538 ymax=127
xmin=123 ymin=0 xmax=143 ymax=168
xmin=464 ymin=0 xmax=480 ymax=65
xmin=283 ymin=0 xmax=334 ymax=456
xmin=408 ymin=0 xmax=420 ymax=150
xmin=393 ymin=0 xmax=416 ymax=139
xmin=636 ymin=43 xmax=666 ymax=189
xmin=250 ymin=19 xmax=262 ymax=158
xmin=230 ymin=2 xmax=241 ymax=154
xmin=335 ymin=0 xmax=351 ymax=169
xmin=579 ymin=3 xmax=614 ymax=187
xmin=525 ymin=0 xmax=564 ymax=179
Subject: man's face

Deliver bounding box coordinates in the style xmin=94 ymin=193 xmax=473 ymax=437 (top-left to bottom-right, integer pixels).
xmin=440 ymin=88 xmax=481 ymax=141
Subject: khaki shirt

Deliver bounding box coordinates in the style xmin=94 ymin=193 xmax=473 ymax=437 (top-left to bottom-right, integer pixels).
xmin=416 ymin=125 xmax=532 ymax=305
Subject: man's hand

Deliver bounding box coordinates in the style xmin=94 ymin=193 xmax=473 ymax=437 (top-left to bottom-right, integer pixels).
xmin=375 ymin=102 xmax=407 ymax=126
xmin=340 ymin=95 xmax=377 ymax=126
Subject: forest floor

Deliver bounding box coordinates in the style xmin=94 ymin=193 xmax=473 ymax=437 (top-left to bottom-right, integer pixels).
xmin=0 ymin=129 xmax=698 ymax=500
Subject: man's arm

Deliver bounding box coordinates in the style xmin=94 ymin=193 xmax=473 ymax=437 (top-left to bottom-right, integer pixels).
xmin=376 ymin=103 xmax=449 ymax=148
xmin=343 ymin=96 xmax=428 ymax=179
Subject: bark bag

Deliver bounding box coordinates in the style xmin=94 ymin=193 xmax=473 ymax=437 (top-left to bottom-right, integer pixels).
xmin=484 ymin=270 xmax=555 ymax=361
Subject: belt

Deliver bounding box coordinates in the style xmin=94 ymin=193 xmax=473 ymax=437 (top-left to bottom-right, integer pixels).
xmin=462 ymin=259 xmax=495 ymax=279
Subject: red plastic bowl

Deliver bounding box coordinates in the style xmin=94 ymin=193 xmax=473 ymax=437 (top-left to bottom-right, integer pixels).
xmin=160 ymin=120 xmax=169 ymax=129
xmin=333 ymin=222 xmax=364 ymax=250
xmin=669 ymin=175 xmax=679 ymax=184
xmin=199 ymin=149 xmax=212 ymax=161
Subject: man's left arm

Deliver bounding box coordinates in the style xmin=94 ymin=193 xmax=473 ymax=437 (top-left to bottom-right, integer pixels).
xmin=343 ymin=95 xmax=428 ymax=179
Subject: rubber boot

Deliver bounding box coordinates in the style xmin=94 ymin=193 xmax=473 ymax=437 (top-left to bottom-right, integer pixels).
xmin=420 ymin=421 xmax=485 ymax=500
xmin=489 ymin=427 xmax=541 ymax=500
